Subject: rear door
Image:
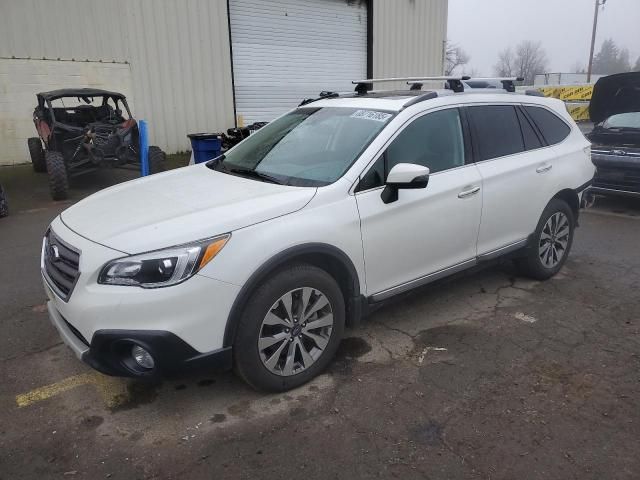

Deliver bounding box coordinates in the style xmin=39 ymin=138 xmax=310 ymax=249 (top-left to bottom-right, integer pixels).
xmin=468 ymin=104 xmax=558 ymax=256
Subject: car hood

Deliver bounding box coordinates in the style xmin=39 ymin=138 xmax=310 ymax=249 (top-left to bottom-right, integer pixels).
xmin=60 ymin=164 xmax=316 ymax=253
xmin=590 ymin=72 xmax=640 ymax=125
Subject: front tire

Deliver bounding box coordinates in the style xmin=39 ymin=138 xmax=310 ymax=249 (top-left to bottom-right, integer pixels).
xmin=515 ymin=198 xmax=575 ymax=280
xmin=28 ymin=137 xmax=46 ymax=173
xmin=234 ymin=264 xmax=345 ymax=392
xmin=45 ymin=151 xmax=69 ymax=200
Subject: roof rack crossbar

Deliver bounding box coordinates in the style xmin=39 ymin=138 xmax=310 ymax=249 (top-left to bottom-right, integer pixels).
xmin=353 ymin=76 xmax=470 ymax=95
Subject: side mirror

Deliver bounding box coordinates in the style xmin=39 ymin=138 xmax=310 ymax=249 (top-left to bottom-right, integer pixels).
xmin=381 ymin=163 xmax=430 ymax=204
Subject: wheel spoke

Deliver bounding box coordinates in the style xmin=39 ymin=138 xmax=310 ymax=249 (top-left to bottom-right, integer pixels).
xmin=263 ymin=311 xmax=290 ymax=327
xmin=539 ymin=242 xmax=551 ymax=256
xmin=297 ymin=338 xmax=314 ymax=368
xmin=540 ymin=231 xmax=552 ymax=241
xmin=304 ymin=295 xmax=329 ymax=321
xmin=300 ymin=287 xmax=313 ymax=318
xmin=303 ymin=313 xmax=334 ymax=332
xmin=258 ymin=332 xmax=288 ymax=351
xmin=282 ymin=340 xmax=297 ymax=376
xmin=264 ymin=339 xmax=289 ymax=370
xmin=303 ymin=330 xmax=329 ymax=350
xmin=281 ymin=292 xmax=294 ymax=322
xmin=556 ymin=226 xmax=570 ymax=239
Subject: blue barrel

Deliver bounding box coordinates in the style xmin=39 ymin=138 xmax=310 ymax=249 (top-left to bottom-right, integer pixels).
xmin=188 ymin=133 xmax=222 ymax=164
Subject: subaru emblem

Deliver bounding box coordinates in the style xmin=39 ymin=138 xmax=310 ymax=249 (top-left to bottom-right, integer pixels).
xmin=612 ymin=149 xmax=626 ymax=156
xmin=49 ymin=244 xmax=60 ymax=262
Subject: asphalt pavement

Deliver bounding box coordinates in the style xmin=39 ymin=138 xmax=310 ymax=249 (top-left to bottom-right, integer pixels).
xmin=1 ymin=162 xmax=639 ymax=479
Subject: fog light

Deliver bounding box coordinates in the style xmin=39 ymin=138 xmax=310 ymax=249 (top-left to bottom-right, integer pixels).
xmin=131 ymin=345 xmax=155 ymax=369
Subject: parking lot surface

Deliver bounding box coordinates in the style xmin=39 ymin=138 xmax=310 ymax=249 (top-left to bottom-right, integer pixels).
xmin=1 ymin=163 xmax=639 ymax=479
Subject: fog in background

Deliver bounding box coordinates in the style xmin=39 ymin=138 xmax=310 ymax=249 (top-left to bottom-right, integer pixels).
xmin=448 ymin=0 xmax=640 ymax=76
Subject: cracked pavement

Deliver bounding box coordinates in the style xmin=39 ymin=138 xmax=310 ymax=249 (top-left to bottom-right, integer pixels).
xmin=1 ymin=164 xmax=639 ymax=479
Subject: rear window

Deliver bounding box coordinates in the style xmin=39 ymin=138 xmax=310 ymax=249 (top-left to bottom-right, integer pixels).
xmin=524 ymin=106 xmax=571 ymax=145
xmin=468 ymin=105 xmax=525 ymax=161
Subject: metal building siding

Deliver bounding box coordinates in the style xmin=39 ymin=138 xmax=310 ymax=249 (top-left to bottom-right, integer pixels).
xmin=123 ymin=0 xmax=235 ymax=152
xmin=0 ymin=0 xmax=235 ymax=155
xmin=229 ymin=0 xmax=368 ymax=124
xmin=372 ymin=0 xmax=448 ymax=90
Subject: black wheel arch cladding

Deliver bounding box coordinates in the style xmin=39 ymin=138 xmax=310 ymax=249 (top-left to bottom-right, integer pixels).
xmin=223 ymin=243 xmax=361 ymax=347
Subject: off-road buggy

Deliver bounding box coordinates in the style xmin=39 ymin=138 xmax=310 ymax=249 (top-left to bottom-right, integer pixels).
xmin=29 ymin=88 xmax=166 ymax=200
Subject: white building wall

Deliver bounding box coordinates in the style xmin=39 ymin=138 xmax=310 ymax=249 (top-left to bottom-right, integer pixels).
xmin=0 ymin=59 xmax=134 ymax=166
xmin=372 ymin=0 xmax=448 ymax=90
xmin=0 ymin=0 xmax=447 ymax=166
xmin=0 ymin=0 xmax=235 ymax=166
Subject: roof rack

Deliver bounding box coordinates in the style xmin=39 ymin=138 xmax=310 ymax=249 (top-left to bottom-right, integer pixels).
xmin=353 ymin=76 xmax=471 ymax=94
xmin=464 ymin=77 xmax=525 ymax=92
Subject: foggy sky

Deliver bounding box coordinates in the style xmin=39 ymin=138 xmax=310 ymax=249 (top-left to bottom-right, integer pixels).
xmin=448 ymin=0 xmax=640 ymax=76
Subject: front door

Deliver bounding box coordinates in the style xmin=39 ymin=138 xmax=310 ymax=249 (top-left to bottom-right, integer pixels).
xmin=355 ymin=108 xmax=483 ymax=299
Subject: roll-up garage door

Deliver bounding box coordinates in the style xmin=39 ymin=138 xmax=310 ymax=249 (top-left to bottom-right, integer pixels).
xmin=228 ymin=0 xmax=368 ymax=125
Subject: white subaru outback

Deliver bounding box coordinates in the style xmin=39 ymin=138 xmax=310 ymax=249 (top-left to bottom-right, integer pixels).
xmin=42 ymin=78 xmax=594 ymax=391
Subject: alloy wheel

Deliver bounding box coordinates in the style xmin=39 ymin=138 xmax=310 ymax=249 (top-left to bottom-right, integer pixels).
xmin=539 ymin=212 xmax=570 ymax=268
xmin=258 ymin=287 xmax=334 ymax=376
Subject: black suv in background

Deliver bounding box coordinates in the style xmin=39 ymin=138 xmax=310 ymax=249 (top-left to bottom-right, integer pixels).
xmin=588 ymin=72 xmax=640 ymax=198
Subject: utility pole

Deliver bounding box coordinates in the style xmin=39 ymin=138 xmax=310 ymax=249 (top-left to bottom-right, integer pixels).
xmin=587 ymin=0 xmax=607 ymax=83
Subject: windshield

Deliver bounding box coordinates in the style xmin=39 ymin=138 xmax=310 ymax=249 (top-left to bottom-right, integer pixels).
xmin=602 ymin=112 xmax=640 ymax=130
xmin=213 ymin=107 xmax=394 ymax=186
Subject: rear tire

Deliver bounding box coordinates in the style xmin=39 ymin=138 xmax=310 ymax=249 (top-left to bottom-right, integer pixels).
xmin=0 ymin=184 xmax=8 ymax=218
xmin=148 ymin=146 xmax=166 ymax=174
xmin=515 ymin=198 xmax=575 ymax=280
xmin=234 ymin=264 xmax=345 ymax=392
xmin=28 ymin=137 xmax=46 ymax=173
xmin=45 ymin=151 xmax=69 ymax=201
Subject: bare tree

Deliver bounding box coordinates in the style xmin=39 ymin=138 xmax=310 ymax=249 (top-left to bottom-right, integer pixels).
xmin=494 ymin=48 xmax=515 ymax=77
xmin=635 ymin=57 xmax=640 ymax=72
xmin=444 ymin=41 xmax=470 ymax=76
xmin=494 ymin=41 xmax=549 ymax=85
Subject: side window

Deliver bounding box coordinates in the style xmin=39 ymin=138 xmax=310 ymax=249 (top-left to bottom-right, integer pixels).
xmin=468 ymin=105 xmax=524 ymax=161
xmin=516 ymin=107 xmax=543 ymax=150
xmin=386 ymin=108 xmax=465 ymax=175
xmin=357 ymin=156 xmax=385 ymax=191
xmin=524 ymin=106 xmax=571 ymax=145
xmin=356 ymin=109 xmax=466 ymax=192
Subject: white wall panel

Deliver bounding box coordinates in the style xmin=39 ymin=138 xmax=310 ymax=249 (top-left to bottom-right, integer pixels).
xmin=0 ymin=0 xmax=235 ymax=164
xmin=229 ymin=0 xmax=367 ymax=124
xmin=0 ymin=59 xmax=133 ymax=166
xmin=373 ymin=0 xmax=448 ymax=90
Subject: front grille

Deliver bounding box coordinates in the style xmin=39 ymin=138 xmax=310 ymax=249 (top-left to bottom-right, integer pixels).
xmin=593 ymin=166 xmax=640 ymax=193
xmin=43 ymin=230 xmax=80 ymax=301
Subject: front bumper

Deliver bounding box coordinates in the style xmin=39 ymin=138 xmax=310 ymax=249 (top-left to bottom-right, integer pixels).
xmin=46 ymin=300 xmax=232 ymax=376
xmin=591 ymin=150 xmax=640 ymax=197
xmin=43 ymin=216 xmax=241 ymax=376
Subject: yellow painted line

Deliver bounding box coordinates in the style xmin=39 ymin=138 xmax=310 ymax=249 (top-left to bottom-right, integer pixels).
xmin=16 ymin=372 xmax=128 ymax=409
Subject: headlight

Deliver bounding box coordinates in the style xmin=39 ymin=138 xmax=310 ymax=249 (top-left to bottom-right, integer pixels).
xmin=98 ymin=234 xmax=230 ymax=288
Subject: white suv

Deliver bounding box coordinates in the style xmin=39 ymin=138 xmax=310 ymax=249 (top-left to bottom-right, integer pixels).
xmin=42 ymin=79 xmax=594 ymax=391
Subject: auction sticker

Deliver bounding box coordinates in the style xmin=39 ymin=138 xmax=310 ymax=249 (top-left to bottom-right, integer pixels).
xmin=350 ymin=110 xmax=392 ymax=122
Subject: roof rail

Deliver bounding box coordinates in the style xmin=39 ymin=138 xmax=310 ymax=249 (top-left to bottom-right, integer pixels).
xmin=298 ymin=90 xmax=340 ymax=106
xmin=352 ymin=76 xmax=470 ymax=94
xmin=401 ymin=91 xmax=439 ymax=109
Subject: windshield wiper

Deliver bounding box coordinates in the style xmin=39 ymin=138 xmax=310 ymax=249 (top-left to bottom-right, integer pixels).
xmin=227 ymin=167 xmax=285 ymax=185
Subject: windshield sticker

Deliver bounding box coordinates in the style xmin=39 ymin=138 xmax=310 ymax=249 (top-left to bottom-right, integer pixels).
xmin=350 ymin=110 xmax=392 ymax=122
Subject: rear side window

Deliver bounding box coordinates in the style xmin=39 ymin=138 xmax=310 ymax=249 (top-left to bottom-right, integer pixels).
xmin=516 ymin=108 xmax=543 ymax=150
xmin=524 ymin=106 xmax=571 ymax=145
xmin=467 ymin=105 xmax=524 ymax=161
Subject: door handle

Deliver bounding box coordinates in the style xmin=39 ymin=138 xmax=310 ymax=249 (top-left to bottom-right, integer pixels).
xmin=536 ymin=164 xmax=553 ymax=173
xmin=458 ymin=186 xmax=480 ymax=198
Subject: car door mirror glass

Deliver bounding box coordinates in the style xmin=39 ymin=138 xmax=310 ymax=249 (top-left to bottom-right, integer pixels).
xmin=381 ymin=163 xmax=430 ymax=204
